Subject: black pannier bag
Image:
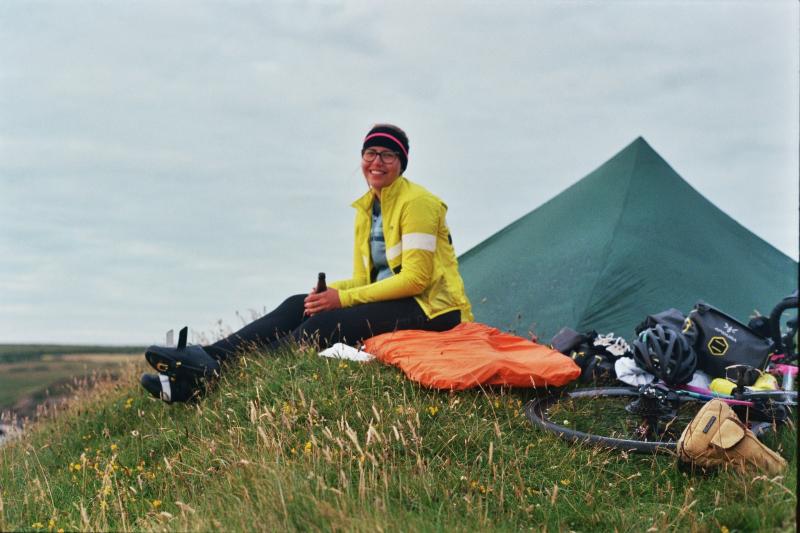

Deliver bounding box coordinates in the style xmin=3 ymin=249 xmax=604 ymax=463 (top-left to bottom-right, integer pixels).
xmin=550 ymin=327 xmax=622 ymax=383
xmin=550 ymin=327 xmax=594 ymax=355
xmin=685 ymin=301 xmax=772 ymax=378
xmin=635 ymin=308 xmax=690 ymax=336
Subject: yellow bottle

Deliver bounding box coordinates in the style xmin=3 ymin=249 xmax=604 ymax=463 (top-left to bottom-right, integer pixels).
xmin=709 ymin=378 xmax=737 ymax=395
xmin=749 ymin=373 xmax=779 ymax=391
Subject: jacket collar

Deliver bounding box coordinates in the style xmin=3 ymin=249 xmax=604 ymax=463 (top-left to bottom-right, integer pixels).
xmin=352 ymin=176 xmax=407 ymax=212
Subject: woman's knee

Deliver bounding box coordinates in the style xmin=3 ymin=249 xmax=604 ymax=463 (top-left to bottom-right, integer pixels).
xmin=267 ymin=293 xmax=307 ymax=319
xmin=280 ymin=293 xmax=307 ymax=309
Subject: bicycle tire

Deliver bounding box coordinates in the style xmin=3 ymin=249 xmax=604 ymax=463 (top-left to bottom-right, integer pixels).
xmin=525 ymin=387 xmax=706 ymax=453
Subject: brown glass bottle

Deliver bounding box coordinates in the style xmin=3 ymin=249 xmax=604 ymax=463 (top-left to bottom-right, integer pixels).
xmin=316 ymin=272 xmax=327 ymax=293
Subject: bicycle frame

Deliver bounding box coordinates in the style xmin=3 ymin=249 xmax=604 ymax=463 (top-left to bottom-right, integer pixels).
xmin=677 ymin=383 xmax=796 ymax=406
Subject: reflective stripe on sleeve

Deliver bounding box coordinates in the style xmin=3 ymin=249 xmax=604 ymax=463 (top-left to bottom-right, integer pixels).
xmin=402 ymin=233 xmax=437 ymax=252
xmin=386 ymin=233 xmax=437 ymax=261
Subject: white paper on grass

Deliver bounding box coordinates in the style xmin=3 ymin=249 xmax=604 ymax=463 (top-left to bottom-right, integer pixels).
xmin=318 ymin=343 xmax=375 ymax=362
xmin=615 ymin=357 xmax=655 ymax=386
xmin=686 ymin=370 xmax=712 ymax=390
xmin=615 ymin=357 xmax=713 ymax=389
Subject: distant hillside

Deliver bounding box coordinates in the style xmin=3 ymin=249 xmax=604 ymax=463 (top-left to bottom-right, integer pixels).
xmin=0 ymin=345 xmax=795 ymax=531
xmin=0 ymin=344 xmax=144 ymax=363
xmin=0 ymin=346 xmax=142 ymax=419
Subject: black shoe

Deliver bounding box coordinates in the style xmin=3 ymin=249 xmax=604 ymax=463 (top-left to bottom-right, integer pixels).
xmin=140 ymin=373 xmax=200 ymax=403
xmin=140 ymin=373 xmax=163 ymax=398
xmin=144 ymin=327 xmax=220 ymax=382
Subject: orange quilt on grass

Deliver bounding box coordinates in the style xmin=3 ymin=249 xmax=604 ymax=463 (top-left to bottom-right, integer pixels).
xmin=363 ymin=322 xmax=581 ymax=390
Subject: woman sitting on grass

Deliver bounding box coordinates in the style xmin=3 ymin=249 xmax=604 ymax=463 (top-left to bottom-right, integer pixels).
xmin=141 ymin=124 xmax=473 ymax=403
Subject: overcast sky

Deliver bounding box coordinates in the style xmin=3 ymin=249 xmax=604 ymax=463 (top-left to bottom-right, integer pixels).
xmin=1 ymin=1 xmax=797 ymax=345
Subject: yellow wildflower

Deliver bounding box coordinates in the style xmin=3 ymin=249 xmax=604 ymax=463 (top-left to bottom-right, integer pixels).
xmin=720 ymin=527 xmax=729 ymax=533
xmin=151 ymin=499 xmax=162 ymax=508
xmin=560 ymin=479 xmax=571 ymax=486
xmin=110 ymin=444 xmax=118 ymax=452
xmin=427 ymin=406 xmax=439 ymax=416
xmin=48 ymin=518 xmax=55 ymax=528
xmin=99 ymin=500 xmax=108 ymax=510
xmin=124 ymin=398 xmax=134 ymax=409
xmin=31 ymin=522 xmax=44 ymax=529
xmin=304 ymin=441 xmax=312 ymax=454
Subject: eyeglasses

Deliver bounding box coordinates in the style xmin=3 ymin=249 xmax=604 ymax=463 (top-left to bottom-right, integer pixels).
xmin=362 ymin=149 xmax=399 ymax=164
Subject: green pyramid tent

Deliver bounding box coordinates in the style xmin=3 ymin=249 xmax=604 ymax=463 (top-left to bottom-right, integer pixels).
xmin=459 ymin=137 xmax=798 ymax=341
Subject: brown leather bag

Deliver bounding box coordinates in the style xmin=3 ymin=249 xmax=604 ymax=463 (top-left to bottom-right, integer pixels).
xmin=677 ymin=399 xmax=787 ymax=475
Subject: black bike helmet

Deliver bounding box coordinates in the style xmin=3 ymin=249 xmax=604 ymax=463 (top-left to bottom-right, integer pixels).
xmin=632 ymin=324 xmax=696 ymax=385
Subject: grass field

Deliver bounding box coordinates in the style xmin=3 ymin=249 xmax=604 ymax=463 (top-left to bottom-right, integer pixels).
xmin=0 ymin=345 xmax=796 ymax=532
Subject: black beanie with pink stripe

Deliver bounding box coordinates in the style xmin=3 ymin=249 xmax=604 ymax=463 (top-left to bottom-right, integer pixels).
xmin=362 ymin=124 xmax=410 ymax=173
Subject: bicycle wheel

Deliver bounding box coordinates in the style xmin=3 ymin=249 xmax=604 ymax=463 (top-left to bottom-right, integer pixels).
xmin=525 ymin=386 xmax=706 ymax=453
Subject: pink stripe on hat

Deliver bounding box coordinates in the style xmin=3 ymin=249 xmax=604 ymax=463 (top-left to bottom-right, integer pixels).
xmin=364 ymin=132 xmax=409 ymax=157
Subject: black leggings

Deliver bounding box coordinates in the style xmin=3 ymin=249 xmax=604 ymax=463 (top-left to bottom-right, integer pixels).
xmin=204 ymin=294 xmax=460 ymax=361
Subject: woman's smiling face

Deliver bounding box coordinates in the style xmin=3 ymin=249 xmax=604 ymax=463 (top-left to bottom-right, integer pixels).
xmin=362 ymin=148 xmax=402 ymax=194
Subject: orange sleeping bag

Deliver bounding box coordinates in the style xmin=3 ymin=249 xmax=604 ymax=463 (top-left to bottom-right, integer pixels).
xmin=364 ymin=322 xmax=581 ymax=390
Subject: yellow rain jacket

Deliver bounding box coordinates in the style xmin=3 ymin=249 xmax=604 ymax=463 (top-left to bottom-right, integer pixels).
xmin=330 ymin=177 xmax=473 ymax=322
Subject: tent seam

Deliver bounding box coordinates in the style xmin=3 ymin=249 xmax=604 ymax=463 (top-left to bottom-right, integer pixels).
xmin=575 ymin=140 xmax=641 ymax=331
